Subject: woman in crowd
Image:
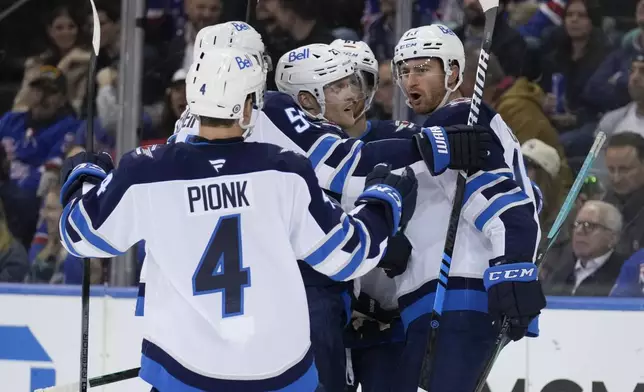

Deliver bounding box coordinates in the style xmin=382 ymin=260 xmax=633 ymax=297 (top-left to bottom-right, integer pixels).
xmin=13 ymin=6 xmax=90 ymax=114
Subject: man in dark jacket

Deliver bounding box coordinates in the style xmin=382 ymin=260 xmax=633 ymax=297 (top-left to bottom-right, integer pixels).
xmin=603 ymin=132 xmax=644 ymax=256
xmin=455 ymin=0 xmax=536 ymax=78
xmin=582 ymin=0 xmax=644 ymax=112
xmin=545 ymin=200 xmax=627 ymax=296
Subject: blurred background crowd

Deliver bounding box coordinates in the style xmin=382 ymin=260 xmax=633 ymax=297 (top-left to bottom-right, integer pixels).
xmin=0 ymin=0 xmax=641 ymax=298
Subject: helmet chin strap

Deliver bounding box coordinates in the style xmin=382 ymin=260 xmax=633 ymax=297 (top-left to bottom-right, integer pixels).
xmin=239 ymin=108 xmax=260 ymax=139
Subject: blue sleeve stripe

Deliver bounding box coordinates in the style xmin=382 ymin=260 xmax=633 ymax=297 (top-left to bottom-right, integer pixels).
xmin=330 ymin=218 xmax=368 ymax=281
xmin=303 ymin=216 xmax=352 ymax=267
xmin=464 ymin=171 xmax=513 ymax=206
xmin=69 ymin=202 xmax=125 ymax=256
xmin=474 ymin=191 xmax=531 ymax=231
xmin=59 ymin=202 xmax=83 ymax=258
xmin=307 ymin=135 xmax=342 ymax=169
xmin=328 ymin=142 xmax=363 ymax=195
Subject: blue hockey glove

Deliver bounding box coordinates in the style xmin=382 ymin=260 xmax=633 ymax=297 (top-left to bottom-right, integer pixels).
xmin=356 ymin=163 xmax=418 ymax=235
xmin=412 ymin=125 xmax=500 ymax=175
xmin=378 ymin=231 xmax=412 ymax=278
xmin=483 ymin=260 xmax=546 ymax=341
xmin=60 ymin=151 xmax=115 ymax=205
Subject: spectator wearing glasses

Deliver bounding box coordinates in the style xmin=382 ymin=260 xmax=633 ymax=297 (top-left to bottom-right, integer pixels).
xmin=543 ymin=200 xmax=626 ymax=296
xmin=603 ymin=132 xmax=644 ymax=255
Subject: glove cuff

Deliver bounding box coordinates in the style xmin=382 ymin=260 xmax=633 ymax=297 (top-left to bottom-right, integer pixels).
xmin=356 ymin=184 xmax=403 ymax=236
xmin=61 ymin=163 xmax=107 ymax=205
xmin=415 ymin=127 xmax=451 ymax=175
xmin=483 ymin=262 xmax=537 ymax=290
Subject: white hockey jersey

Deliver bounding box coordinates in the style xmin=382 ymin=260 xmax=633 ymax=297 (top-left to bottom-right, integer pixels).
xmin=58 ymin=138 xmax=397 ymax=391
xmin=171 ymin=93 xmax=540 ymax=330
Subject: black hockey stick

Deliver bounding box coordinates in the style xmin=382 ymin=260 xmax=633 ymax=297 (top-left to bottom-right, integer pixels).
xmin=417 ymin=0 xmax=499 ymax=389
xmin=35 ymin=367 xmax=141 ymax=392
xmin=76 ymin=1 xmax=101 ymax=391
xmin=473 ymin=131 xmax=607 ymax=392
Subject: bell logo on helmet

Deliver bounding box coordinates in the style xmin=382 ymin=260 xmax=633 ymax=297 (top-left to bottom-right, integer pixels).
xmin=287 ymin=48 xmax=310 ymax=62
xmin=231 ymin=22 xmax=250 ymax=31
xmin=236 ymin=56 xmax=253 ymax=70
xmin=437 ymin=25 xmax=456 ymax=36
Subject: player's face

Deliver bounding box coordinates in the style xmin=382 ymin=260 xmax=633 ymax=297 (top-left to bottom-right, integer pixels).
xmin=323 ymin=73 xmax=366 ymax=128
xmin=397 ymin=58 xmax=446 ymax=114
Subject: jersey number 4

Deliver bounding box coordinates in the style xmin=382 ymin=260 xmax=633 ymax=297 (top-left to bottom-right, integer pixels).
xmin=192 ymin=214 xmax=250 ymax=318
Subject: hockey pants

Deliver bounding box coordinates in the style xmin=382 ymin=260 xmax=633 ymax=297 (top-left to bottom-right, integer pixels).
xmin=393 ymin=311 xmax=497 ymax=392
xmin=306 ymin=285 xmax=352 ymax=392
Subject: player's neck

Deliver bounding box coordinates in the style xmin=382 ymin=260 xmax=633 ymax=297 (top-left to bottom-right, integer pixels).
xmin=199 ymin=125 xmax=244 ymax=140
xmin=445 ymin=89 xmax=464 ymax=105
xmin=345 ymin=115 xmax=368 ymax=138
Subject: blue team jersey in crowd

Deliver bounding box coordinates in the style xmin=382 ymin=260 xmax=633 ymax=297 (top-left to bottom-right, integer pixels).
xmin=0 ymin=111 xmax=79 ymax=193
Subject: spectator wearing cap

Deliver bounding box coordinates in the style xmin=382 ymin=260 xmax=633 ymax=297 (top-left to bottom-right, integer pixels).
xmin=596 ymin=54 xmax=644 ymax=138
xmin=522 ymin=139 xmax=567 ymax=240
xmin=460 ymin=47 xmax=573 ymax=198
xmin=0 ymin=66 xmax=79 ymax=195
xmin=583 ymin=0 xmax=644 ymax=113
xmin=13 ymin=6 xmax=91 ymax=115
xmin=539 ymin=0 xmax=609 ymax=138
xmin=158 ymin=69 xmax=188 ymax=139
xmin=543 ymin=200 xmax=627 ymax=296
xmin=602 ymin=132 xmax=644 ymax=256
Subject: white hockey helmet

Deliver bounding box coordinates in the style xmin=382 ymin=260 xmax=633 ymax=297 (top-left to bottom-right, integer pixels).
xmin=186 ymin=47 xmax=266 ymax=138
xmin=275 ymin=43 xmax=362 ymax=119
xmin=193 ymin=21 xmax=272 ymax=73
xmin=330 ymin=39 xmax=379 ymax=115
xmin=392 ymin=24 xmax=465 ymax=111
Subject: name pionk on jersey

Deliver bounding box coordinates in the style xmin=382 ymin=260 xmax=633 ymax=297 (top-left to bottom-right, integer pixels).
xmin=186 ymin=179 xmax=252 ymax=214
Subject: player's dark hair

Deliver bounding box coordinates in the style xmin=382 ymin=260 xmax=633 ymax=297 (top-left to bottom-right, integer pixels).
xmin=200 ymin=116 xmax=237 ymax=128
xmin=606 ymin=132 xmax=644 ymax=162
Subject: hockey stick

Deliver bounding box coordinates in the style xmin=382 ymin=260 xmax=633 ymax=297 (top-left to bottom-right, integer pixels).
xmin=35 ymin=367 xmax=140 ymax=392
xmin=76 ymin=1 xmax=101 ymax=391
xmin=473 ymin=131 xmax=607 ymax=392
xmin=417 ymin=0 xmax=499 ymax=389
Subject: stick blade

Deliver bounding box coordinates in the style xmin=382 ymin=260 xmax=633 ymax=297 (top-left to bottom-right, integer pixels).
xmin=479 ymin=0 xmax=499 ymax=12
xmin=88 ymin=0 xmax=101 ymax=56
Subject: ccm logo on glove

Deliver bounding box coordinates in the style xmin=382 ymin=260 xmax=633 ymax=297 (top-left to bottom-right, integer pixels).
xmin=483 ymin=263 xmax=537 ymax=289
xmin=487 ymin=267 xmax=535 ymax=281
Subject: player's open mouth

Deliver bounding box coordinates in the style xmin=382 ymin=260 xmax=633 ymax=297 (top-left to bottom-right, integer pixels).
xmin=409 ymin=93 xmax=422 ymax=103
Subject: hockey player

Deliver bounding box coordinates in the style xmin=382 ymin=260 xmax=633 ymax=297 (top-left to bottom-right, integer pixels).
xmin=57 ymin=47 xmax=420 ymax=391
xmin=387 ymin=24 xmax=547 ymax=391
xmin=171 ymin=27 xmax=501 ymax=391
xmin=329 ymin=39 xmax=408 ymax=392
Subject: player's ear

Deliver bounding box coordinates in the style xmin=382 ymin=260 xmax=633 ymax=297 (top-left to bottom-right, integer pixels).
xmin=448 ymin=63 xmax=460 ymax=89
xmin=297 ymin=92 xmax=321 ymax=116
xmin=243 ymin=95 xmax=253 ymax=124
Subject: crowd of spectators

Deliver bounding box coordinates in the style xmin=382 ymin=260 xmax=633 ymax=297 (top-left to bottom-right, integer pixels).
xmin=0 ymin=0 xmax=641 ymax=297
